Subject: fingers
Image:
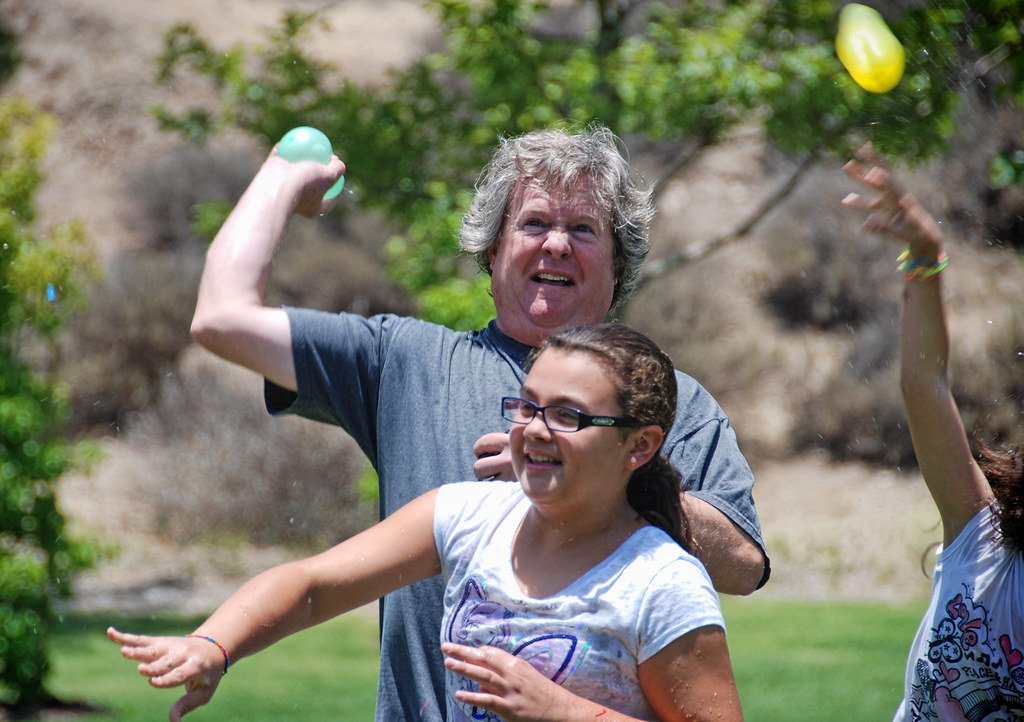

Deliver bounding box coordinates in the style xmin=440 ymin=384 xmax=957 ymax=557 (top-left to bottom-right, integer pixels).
xmin=442 ymin=642 xmax=495 ymax=676
xmin=262 ymin=151 xmax=346 ymax=218
xmin=442 ymin=641 xmax=488 ymax=670
xmin=109 ymin=628 xmax=222 ymax=690
xmin=841 ymin=153 xmax=943 ymax=250
xmin=453 ymin=687 xmax=503 ymax=711
xmin=108 ymin=626 xmax=159 ymax=647
xmin=472 ymin=433 xmax=514 ymax=480
xmin=108 ymin=626 xmax=167 ymax=665
xmin=444 ymin=644 xmax=569 ymax=720
xmin=442 ymin=643 xmax=508 ymax=689
xmin=854 ymin=141 xmax=885 ymax=167
xmin=110 ymin=627 xmax=221 ymax=721
xmin=842 ymin=158 xmax=902 ymax=202
xmin=442 ymin=642 xmax=490 ymax=663
xmin=169 ymin=682 xmax=218 ymax=722
xmin=472 ymin=432 xmax=508 ymax=458
xmin=293 ymin=158 xmax=345 ymax=218
xmin=472 ymin=455 xmax=514 ymax=481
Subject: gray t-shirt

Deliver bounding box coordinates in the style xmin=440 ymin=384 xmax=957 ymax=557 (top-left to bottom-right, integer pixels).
xmin=266 ymin=309 xmax=766 ymax=722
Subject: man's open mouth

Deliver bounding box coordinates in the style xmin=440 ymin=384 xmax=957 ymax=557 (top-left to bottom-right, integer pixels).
xmin=533 ymin=272 xmax=572 ymax=286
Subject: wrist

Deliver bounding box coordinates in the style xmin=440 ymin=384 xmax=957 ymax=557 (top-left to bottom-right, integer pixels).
xmin=897 ymin=246 xmax=947 ymax=282
xmin=186 ymin=633 xmax=231 ymax=675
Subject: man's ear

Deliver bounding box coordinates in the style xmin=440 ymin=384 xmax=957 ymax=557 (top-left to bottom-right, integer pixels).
xmin=487 ymin=243 xmax=498 ymax=273
xmin=627 ymin=425 xmax=663 ymax=468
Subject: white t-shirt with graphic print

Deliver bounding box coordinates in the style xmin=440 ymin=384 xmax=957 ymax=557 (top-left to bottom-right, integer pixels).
xmin=894 ymin=505 xmax=1024 ymax=721
xmin=434 ymin=480 xmax=724 ymax=722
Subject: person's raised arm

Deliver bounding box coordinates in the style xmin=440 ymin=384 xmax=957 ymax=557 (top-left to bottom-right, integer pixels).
xmin=108 ymin=488 xmax=440 ymax=720
xmin=842 ymin=146 xmax=992 ymax=545
xmin=190 ymin=150 xmax=346 ymax=392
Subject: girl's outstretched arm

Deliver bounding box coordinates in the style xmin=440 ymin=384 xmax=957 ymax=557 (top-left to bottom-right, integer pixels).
xmin=842 ymin=146 xmax=992 ymax=545
xmin=109 ymin=488 xmax=441 ymax=719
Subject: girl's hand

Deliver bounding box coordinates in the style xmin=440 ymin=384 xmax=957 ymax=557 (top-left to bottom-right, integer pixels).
xmin=443 ymin=642 xmax=576 ymax=722
xmin=107 ymin=626 xmax=223 ymax=721
xmin=841 ymin=143 xmax=942 ymax=256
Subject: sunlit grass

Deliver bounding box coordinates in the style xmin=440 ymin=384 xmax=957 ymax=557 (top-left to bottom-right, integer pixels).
xmin=48 ymin=610 xmax=379 ymax=721
xmin=45 ymin=597 xmax=923 ymax=721
xmin=722 ymin=596 xmax=922 ymax=721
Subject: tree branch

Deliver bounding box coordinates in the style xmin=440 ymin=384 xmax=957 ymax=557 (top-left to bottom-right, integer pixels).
xmin=634 ymin=150 xmax=820 ymax=294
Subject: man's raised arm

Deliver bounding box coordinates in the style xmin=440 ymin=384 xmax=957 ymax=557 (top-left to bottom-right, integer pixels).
xmin=190 ymin=150 xmax=345 ymax=391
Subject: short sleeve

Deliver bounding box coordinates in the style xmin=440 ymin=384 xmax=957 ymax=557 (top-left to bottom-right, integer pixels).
xmin=636 ymin=554 xmax=725 ymax=664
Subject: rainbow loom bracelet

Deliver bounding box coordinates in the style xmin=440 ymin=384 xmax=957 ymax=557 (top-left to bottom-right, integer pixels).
xmin=185 ymin=634 xmax=231 ymax=674
xmin=897 ymin=247 xmax=947 ymax=282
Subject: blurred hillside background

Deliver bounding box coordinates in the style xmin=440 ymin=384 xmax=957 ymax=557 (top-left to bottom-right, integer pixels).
xmin=1 ymin=0 xmax=1022 ymax=623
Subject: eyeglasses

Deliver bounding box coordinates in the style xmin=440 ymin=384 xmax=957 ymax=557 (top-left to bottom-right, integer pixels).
xmin=501 ymin=397 xmax=637 ymax=433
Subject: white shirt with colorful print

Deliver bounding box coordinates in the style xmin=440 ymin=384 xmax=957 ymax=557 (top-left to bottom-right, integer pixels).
xmin=895 ymin=505 xmax=1024 ymax=721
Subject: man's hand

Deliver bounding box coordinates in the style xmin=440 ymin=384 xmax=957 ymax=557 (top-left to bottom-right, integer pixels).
xmin=473 ymin=432 xmax=515 ymax=480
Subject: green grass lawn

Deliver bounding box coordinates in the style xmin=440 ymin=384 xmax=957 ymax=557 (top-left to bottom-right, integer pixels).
xmin=721 ymin=596 xmax=921 ymax=721
xmin=45 ymin=597 xmax=923 ymax=721
xmin=48 ymin=611 xmax=380 ymax=721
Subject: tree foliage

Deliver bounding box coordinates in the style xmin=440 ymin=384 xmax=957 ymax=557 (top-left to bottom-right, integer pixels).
xmin=151 ymin=0 xmax=1024 ymax=328
xmin=0 ymin=96 xmax=99 ymax=708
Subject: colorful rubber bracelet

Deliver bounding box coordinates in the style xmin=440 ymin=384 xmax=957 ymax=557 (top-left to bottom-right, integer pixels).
xmin=185 ymin=634 xmax=230 ymax=674
xmin=897 ymin=247 xmax=947 ymax=282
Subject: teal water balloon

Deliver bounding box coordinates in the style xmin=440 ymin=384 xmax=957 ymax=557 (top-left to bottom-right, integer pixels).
xmin=276 ymin=126 xmax=345 ymax=200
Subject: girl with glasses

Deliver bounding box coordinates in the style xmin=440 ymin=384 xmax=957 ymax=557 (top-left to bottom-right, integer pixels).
xmin=108 ymin=323 xmax=742 ymax=722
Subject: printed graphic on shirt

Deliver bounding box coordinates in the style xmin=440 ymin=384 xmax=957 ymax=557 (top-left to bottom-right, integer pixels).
xmin=907 ymin=584 xmax=1024 ymax=721
xmin=444 ymin=577 xmax=592 ymax=722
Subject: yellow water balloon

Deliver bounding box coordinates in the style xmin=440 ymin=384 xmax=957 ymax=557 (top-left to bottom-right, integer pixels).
xmin=835 ymin=3 xmax=905 ymax=93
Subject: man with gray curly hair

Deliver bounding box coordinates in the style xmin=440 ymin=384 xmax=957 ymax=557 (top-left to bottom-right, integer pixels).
xmin=191 ymin=124 xmax=769 ymax=722
xmin=460 ymin=126 xmax=652 ymax=312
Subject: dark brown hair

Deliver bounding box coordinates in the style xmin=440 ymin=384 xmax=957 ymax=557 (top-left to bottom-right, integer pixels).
xmin=976 ymin=438 xmax=1024 ymax=553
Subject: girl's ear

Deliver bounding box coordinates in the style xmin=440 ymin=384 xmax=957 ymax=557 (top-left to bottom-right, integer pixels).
xmin=626 ymin=425 xmax=663 ymax=468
